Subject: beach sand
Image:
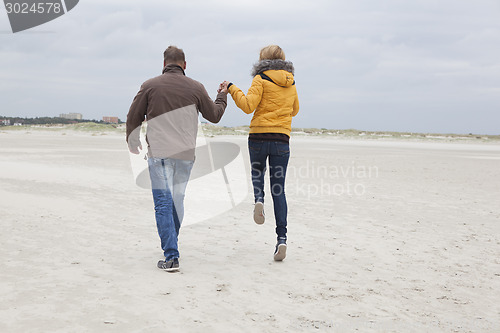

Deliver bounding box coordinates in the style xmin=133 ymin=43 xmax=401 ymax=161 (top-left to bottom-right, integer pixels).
xmin=0 ymin=129 xmax=499 ymax=332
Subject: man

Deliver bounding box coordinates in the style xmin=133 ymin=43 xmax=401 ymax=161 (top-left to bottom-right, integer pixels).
xmin=126 ymin=46 xmax=228 ymax=272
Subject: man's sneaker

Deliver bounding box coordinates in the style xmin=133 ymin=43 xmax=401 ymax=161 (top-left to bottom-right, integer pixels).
xmin=273 ymin=238 xmax=287 ymax=261
xmin=253 ymin=202 xmax=265 ymax=225
xmin=157 ymin=258 xmax=179 ymax=272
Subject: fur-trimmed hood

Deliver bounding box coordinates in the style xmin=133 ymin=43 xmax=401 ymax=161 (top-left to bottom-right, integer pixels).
xmin=251 ymin=59 xmax=295 ymax=77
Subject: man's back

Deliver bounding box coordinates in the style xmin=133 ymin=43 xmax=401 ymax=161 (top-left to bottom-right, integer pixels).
xmin=126 ymin=64 xmax=227 ymax=160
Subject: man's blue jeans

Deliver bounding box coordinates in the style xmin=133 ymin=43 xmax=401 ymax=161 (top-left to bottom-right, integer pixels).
xmin=248 ymin=140 xmax=290 ymax=239
xmin=148 ymin=157 xmax=194 ymax=260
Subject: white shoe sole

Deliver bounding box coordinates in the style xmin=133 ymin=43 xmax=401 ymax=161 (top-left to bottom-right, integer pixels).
xmin=274 ymin=244 xmax=287 ymax=261
xmin=253 ymin=202 xmax=265 ymax=225
xmin=164 ymin=267 xmax=179 ymax=273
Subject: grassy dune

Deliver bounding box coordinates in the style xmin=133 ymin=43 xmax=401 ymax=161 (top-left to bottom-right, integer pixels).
xmin=1 ymin=122 xmax=499 ymax=142
xmin=200 ymin=124 xmax=500 ymax=142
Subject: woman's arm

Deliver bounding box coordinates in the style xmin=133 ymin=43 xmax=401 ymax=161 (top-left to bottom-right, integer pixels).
xmin=292 ymin=88 xmax=300 ymax=117
xmin=228 ymin=76 xmax=264 ymax=114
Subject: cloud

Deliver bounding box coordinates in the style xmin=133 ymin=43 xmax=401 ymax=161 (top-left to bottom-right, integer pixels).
xmin=1 ymin=0 xmax=499 ymax=133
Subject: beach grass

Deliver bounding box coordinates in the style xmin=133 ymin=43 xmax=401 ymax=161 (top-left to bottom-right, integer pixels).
xmin=1 ymin=122 xmax=499 ymax=142
xmin=0 ymin=123 xmax=124 ymax=134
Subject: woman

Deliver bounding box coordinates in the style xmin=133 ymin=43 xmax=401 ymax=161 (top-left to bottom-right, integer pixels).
xmin=223 ymin=45 xmax=299 ymax=261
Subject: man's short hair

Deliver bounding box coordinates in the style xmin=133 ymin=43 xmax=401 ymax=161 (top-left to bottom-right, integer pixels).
xmin=164 ymin=46 xmax=185 ymax=64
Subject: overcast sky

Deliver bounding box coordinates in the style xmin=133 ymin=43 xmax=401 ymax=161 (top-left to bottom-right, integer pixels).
xmin=1 ymin=0 xmax=499 ymax=134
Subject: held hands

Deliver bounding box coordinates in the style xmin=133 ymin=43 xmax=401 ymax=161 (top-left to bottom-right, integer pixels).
xmin=217 ymin=81 xmax=230 ymax=94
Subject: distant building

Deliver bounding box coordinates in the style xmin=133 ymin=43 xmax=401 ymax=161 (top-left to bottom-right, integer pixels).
xmin=0 ymin=119 xmax=10 ymax=126
xmin=103 ymin=116 xmax=119 ymax=124
xmin=60 ymin=113 xmax=83 ymax=120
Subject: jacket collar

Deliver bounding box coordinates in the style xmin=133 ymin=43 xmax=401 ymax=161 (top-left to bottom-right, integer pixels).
xmin=251 ymin=59 xmax=294 ymax=77
xmin=162 ymin=64 xmax=186 ymax=76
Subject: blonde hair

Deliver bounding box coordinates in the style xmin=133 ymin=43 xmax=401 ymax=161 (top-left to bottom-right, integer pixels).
xmin=259 ymin=45 xmax=285 ymax=61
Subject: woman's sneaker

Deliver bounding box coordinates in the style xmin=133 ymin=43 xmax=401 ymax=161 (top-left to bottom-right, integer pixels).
xmin=273 ymin=238 xmax=287 ymax=261
xmin=157 ymin=258 xmax=179 ymax=272
xmin=253 ymin=202 xmax=265 ymax=224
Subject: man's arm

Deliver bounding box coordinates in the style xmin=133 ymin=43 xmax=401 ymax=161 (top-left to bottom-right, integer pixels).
xmin=197 ymin=84 xmax=227 ymax=124
xmin=126 ymin=85 xmax=148 ymax=154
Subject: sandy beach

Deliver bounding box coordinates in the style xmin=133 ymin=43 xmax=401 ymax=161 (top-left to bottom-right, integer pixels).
xmin=0 ymin=128 xmax=499 ymax=332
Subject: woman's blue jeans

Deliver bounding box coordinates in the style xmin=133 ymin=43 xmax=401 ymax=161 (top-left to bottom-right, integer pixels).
xmin=148 ymin=157 xmax=194 ymax=260
xmin=248 ymin=140 xmax=290 ymax=239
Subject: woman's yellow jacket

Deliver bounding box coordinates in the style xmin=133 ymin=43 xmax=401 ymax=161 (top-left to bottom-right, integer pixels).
xmin=228 ymin=60 xmax=299 ymax=136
